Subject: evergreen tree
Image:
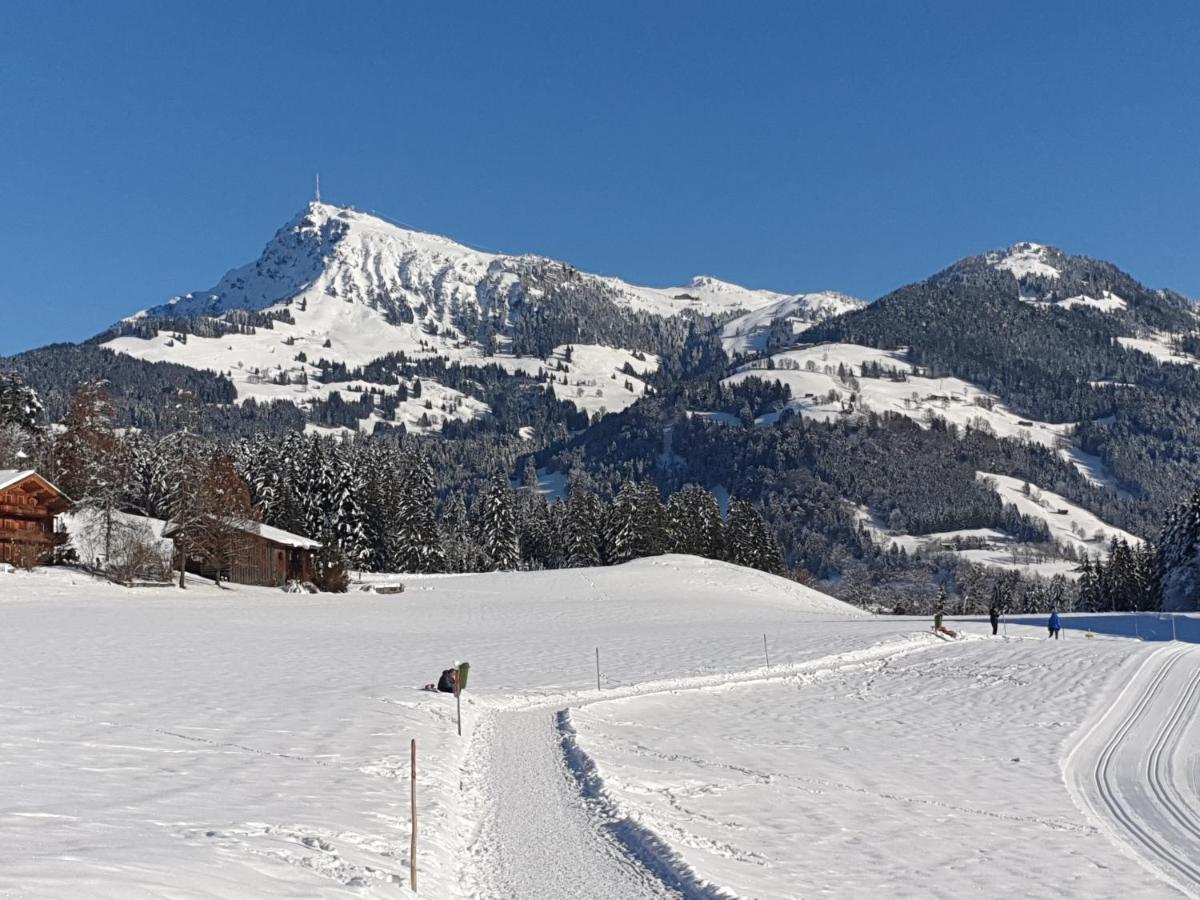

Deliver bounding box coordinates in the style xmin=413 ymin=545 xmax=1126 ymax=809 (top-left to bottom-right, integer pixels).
xmin=441 ymin=492 xmax=479 ymax=573
xmin=565 ymin=483 xmax=603 ymax=567
xmin=1159 ymin=490 xmax=1200 ymax=612
xmin=725 ymin=498 xmax=785 ymax=574
xmin=604 ymin=481 xmax=640 ymax=564
xmin=389 ymin=451 xmax=445 ymax=573
xmin=478 ymin=474 xmax=520 ymax=571
xmin=0 ymin=372 xmax=42 ymax=431
xmin=666 ymin=485 xmax=724 ymax=558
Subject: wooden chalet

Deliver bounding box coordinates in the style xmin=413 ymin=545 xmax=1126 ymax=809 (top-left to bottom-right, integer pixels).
xmin=0 ymin=470 xmax=71 ymax=566
xmin=165 ymin=518 xmax=320 ymax=587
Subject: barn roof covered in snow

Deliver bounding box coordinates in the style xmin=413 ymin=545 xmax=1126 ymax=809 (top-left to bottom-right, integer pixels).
xmin=163 ymin=516 xmax=321 ymax=550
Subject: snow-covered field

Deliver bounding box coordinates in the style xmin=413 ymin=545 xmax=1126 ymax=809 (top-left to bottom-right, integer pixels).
xmin=3 ymin=558 xmax=1196 ymax=899
xmin=573 ymin=632 xmax=1191 ymax=898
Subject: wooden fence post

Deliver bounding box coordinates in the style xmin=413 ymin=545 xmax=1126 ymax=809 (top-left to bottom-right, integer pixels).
xmin=410 ymin=738 xmax=417 ymax=893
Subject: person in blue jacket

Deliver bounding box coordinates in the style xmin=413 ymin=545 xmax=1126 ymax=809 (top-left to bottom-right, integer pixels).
xmin=1048 ymin=608 xmax=1062 ymax=640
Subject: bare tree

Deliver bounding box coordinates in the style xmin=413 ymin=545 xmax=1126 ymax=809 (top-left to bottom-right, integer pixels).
xmin=52 ymin=381 xmax=130 ymax=567
xmin=169 ymin=449 xmax=256 ymax=588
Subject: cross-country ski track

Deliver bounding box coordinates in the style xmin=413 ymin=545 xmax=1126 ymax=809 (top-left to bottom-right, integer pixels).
xmin=459 ymin=635 xmax=946 ymax=900
xmin=1065 ymin=644 xmax=1200 ymax=898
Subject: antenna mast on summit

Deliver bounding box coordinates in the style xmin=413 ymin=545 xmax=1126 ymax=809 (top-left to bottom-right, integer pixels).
xmin=315 ymin=173 xmax=321 ymax=203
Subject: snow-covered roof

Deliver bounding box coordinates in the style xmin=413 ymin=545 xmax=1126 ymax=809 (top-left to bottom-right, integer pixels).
xmin=239 ymin=520 xmax=322 ymax=550
xmin=0 ymin=469 xmax=70 ymax=500
xmin=163 ymin=516 xmax=321 ymax=550
xmin=0 ymin=469 xmax=37 ymax=491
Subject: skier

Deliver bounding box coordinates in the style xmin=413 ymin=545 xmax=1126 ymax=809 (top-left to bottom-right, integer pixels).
xmin=989 ymin=605 xmax=1001 ymax=636
xmin=1048 ymin=608 xmax=1062 ymax=640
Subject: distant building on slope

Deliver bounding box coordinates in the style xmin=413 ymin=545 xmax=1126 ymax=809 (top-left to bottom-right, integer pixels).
xmin=0 ymin=470 xmax=71 ymax=566
xmin=164 ymin=518 xmax=319 ymax=587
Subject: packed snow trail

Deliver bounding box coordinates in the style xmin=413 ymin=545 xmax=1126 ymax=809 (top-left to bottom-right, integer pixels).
xmin=1066 ymin=644 xmax=1200 ymax=897
xmin=462 ymin=708 xmax=680 ymax=900
xmin=461 ymin=634 xmax=947 ymax=899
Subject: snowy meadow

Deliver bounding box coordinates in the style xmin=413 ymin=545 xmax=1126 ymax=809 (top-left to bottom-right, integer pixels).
xmin=2 ymin=558 xmax=1197 ymax=899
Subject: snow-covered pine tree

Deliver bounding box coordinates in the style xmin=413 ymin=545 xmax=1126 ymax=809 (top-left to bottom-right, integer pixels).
xmin=603 ymin=481 xmax=640 ymax=564
xmin=478 ymin=473 xmax=520 ymax=571
xmin=0 ymin=372 xmax=43 ymax=433
xmin=1076 ymin=556 xmax=1100 ymax=611
xmin=388 ymin=450 xmax=445 ymax=573
xmin=666 ymin=485 xmax=724 ymax=559
xmin=633 ymin=481 xmax=666 ymax=558
xmin=725 ymin=498 xmax=785 ymax=574
xmin=440 ymin=491 xmax=480 ymax=573
xmin=565 ymin=483 xmax=603 ymax=567
xmin=327 ymin=440 xmax=369 ymax=568
xmin=1158 ymin=491 xmax=1200 ymax=612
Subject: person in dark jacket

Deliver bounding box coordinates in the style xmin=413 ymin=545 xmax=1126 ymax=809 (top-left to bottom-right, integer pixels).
xmin=1048 ymin=609 xmax=1062 ymax=640
xmin=989 ymin=605 xmax=1001 ymax=636
xmin=436 ymin=667 xmax=459 ymax=693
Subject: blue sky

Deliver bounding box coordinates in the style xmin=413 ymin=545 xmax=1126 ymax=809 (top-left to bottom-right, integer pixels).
xmin=1 ymin=1 xmax=1197 ymax=354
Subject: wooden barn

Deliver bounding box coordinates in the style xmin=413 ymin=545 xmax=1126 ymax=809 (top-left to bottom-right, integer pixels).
xmin=165 ymin=518 xmax=320 ymax=587
xmin=0 ymin=470 xmax=71 ymax=566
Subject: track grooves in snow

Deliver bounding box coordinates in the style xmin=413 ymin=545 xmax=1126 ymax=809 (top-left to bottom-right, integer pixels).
xmin=1066 ymin=645 xmax=1200 ymax=896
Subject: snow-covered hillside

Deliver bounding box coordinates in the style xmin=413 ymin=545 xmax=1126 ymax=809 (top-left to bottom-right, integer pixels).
xmin=102 ymin=203 xmax=791 ymax=429
xmin=720 ymin=290 xmax=864 ymax=356
xmin=724 ymin=342 xmax=1118 ymax=486
xmin=986 ymin=241 xmax=1063 ymax=281
xmin=978 ymin=472 xmax=1142 ymax=556
xmin=850 ymin=469 xmax=1141 ymax=578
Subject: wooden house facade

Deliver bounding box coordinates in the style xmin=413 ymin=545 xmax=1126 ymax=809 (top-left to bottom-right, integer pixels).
xmin=0 ymin=470 xmax=71 ymax=566
xmin=165 ymin=518 xmax=320 ymax=587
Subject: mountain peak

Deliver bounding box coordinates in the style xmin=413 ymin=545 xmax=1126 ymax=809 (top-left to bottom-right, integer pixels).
xmin=984 ymin=242 xmax=1064 ymax=280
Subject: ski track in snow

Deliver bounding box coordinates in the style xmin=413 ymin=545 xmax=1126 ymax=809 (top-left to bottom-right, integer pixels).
xmin=1065 ymin=644 xmax=1200 ymax=897
xmin=460 ymin=635 xmax=947 ymax=899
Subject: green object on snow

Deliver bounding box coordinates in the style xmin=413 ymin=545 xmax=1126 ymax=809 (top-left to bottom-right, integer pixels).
xmin=458 ymin=661 xmax=470 ymax=691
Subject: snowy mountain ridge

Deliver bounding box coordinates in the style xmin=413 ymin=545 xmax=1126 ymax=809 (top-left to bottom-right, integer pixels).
xmin=140 ymin=202 xmax=790 ymax=324
xmin=101 ymin=201 xmax=859 ymax=430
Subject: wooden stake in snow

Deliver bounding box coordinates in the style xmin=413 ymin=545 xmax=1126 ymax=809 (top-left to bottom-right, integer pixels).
xmin=410 ymin=738 xmax=417 ymax=893
xmin=595 ymin=647 xmax=601 ymax=691
xmin=763 ymin=633 xmax=770 ymax=668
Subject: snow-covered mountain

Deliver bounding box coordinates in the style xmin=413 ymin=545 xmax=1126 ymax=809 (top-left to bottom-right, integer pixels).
xmin=138 ymin=202 xmax=783 ymax=324
xmin=103 ymin=202 xmax=827 ymax=431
